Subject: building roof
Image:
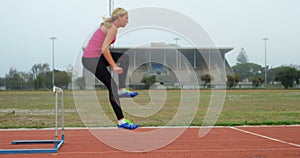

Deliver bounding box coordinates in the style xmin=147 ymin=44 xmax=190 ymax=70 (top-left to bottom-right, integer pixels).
xmin=112 ymin=46 xmax=234 ymax=54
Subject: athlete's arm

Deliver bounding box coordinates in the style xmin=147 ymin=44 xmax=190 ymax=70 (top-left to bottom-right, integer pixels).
xmin=101 ymin=25 xmax=123 ymax=74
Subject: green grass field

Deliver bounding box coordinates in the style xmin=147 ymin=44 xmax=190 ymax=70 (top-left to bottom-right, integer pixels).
xmin=0 ymin=90 xmax=299 ymax=128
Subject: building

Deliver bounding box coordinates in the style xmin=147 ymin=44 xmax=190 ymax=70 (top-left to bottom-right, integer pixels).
xmin=82 ymin=44 xmax=234 ymax=89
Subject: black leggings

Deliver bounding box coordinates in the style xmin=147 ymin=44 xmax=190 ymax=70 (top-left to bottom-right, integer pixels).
xmin=82 ymin=53 xmax=129 ymax=120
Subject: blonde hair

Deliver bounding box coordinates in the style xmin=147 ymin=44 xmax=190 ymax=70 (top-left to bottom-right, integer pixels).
xmin=102 ymin=8 xmax=128 ymax=28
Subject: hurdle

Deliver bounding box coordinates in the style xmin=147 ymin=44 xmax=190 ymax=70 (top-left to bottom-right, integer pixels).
xmin=0 ymin=86 xmax=65 ymax=154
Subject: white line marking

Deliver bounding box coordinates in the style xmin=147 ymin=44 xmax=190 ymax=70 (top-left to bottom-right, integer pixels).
xmin=57 ymin=148 xmax=300 ymax=155
xmin=230 ymin=127 xmax=300 ymax=148
xmin=1 ymin=125 xmax=300 ymax=131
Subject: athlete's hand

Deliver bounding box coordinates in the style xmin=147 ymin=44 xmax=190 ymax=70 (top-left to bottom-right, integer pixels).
xmin=112 ymin=66 xmax=123 ymax=74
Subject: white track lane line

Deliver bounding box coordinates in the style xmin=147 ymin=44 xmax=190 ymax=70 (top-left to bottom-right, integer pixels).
xmin=230 ymin=127 xmax=300 ymax=148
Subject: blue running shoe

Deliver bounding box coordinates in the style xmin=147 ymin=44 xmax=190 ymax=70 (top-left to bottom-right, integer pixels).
xmin=119 ymin=91 xmax=138 ymax=98
xmin=117 ymin=122 xmax=139 ymax=130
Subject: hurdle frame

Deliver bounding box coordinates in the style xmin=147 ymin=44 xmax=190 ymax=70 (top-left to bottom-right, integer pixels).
xmin=0 ymin=86 xmax=65 ymax=154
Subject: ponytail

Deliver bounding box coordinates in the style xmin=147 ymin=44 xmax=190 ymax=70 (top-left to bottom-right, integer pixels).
xmin=102 ymin=7 xmax=128 ymax=29
xmin=102 ymin=17 xmax=113 ymax=28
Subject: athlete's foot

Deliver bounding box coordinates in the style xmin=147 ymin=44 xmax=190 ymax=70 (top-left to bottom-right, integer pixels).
xmin=117 ymin=119 xmax=139 ymax=130
xmin=119 ymin=89 xmax=138 ymax=98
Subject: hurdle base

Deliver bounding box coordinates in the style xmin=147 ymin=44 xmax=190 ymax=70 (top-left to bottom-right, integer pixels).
xmin=0 ymin=136 xmax=64 ymax=154
xmin=0 ymin=87 xmax=65 ymax=154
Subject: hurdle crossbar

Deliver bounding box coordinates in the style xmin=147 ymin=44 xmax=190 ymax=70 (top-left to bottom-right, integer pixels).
xmin=0 ymin=86 xmax=65 ymax=154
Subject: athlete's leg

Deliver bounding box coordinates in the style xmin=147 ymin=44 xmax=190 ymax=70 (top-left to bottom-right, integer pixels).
xmin=108 ymin=52 xmax=138 ymax=98
xmin=110 ymin=52 xmax=128 ymax=89
xmin=95 ymin=57 xmax=124 ymax=120
xmin=82 ymin=57 xmax=138 ymax=129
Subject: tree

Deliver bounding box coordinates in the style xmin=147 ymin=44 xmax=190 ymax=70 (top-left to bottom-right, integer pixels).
xmin=0 ymin=77 xmax=5 ymax=87
xmin=288 ymin=64 xmax=300 ymax=84
xmin=273 ymin=66 xmax=299 ymax=89
xmin=251 ymin=77 xmax=264 ymax=88
xmin=75 ymin=77 xmax=86 ymax=90
xmin=227 ymin=75 xmax=240 ymax=89
xmin=295 ymin=71 xmax=300 ymax=85
xmin=232 ymin=62 xmax=264 ymax=81
xmin=31 ymin=63 xmax=50 ymax=89
xmin=19 ymin=71 xmax=33 ymax=89
xmin=54 ymin=70 xmax=72 ymax=88
xmin=236 ymin=47 xmax=248 ymax=64
xmin=200 ymin=74 xmax=213 ymax=89
xmin=141 ymin=75 xmax=156 ymax=86
xmin=4 ymin=68 xmax=23 ymax=89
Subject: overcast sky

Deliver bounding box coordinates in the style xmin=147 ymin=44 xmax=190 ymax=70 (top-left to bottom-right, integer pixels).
xmin=1 ymin=0 xmax=299 ymax=77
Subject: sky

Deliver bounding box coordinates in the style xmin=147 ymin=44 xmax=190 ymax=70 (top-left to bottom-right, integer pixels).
xmin=1 ymin=0 xmax=300 ymax=77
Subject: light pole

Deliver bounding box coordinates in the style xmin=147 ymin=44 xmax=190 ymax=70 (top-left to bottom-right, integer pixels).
xmin=262 ymin=37 xmax=269 ymax=87
xmin=109 ymin=0 xmax=114 ymax=16
xmin=174 ymin=37 xmax=180 ymax=70
xmin=50 ymin=36 xmax=57 ymax=88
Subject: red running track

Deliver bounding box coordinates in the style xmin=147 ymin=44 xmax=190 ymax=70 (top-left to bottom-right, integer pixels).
xmin=0 ymin=126 xmax=299 ymax=158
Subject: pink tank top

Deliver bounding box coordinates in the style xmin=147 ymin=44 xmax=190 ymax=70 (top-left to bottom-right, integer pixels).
xmin=83 ymin=28 xmax=116 ymax=58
